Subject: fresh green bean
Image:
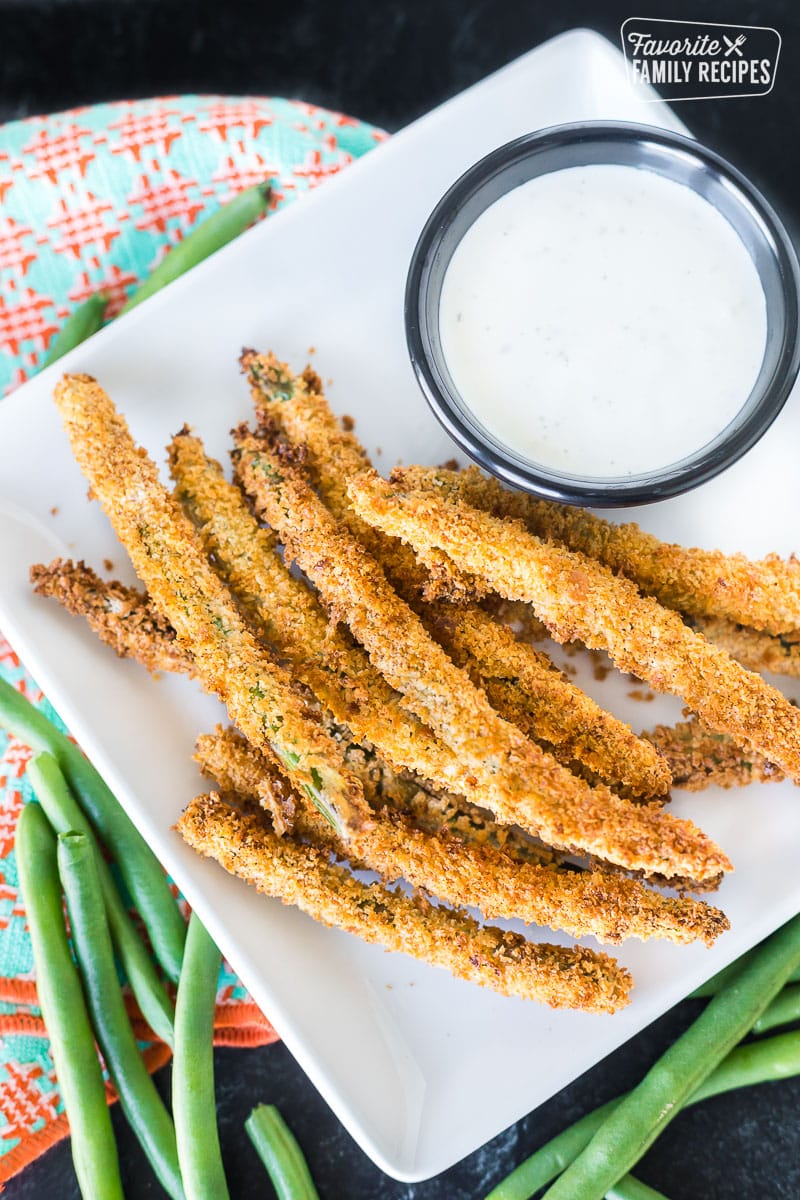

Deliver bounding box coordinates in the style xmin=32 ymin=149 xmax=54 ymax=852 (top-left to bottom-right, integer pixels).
xmin=173 ymin=913 xmax=229 ymax=1200
xmin=691 ymin=950 xmax=800 ymax=999
xmin=245 ymin=1104 xmax=320 ymax=1200
xmin=541 ymin=914 xmax=800 ymax=1200
xmin=43 ymin=292 xmax=108 ymax=366
xmin=486 ymin=1022 xmax=800 ymax=1198
xmin=606 ymin=1178 xmax=670 ymax=1200
xmin=0 ymin=676 xmax=186 ymax=982
xmin=751 ymin=983 xmax=800 ymax=1036
xmin=27 ymin=752 xmax=175 ymax=1047
xmin=58 ymin=831 xmax=185 ymax=1199
xmin=16 ymin=803 xmax=123 ymax=1199
xmin=118 ymin=182 xmax=271 ymax=314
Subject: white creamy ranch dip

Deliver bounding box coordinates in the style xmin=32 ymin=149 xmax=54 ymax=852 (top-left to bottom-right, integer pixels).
xmin=439 ymin=164 xmax=767 ymax=477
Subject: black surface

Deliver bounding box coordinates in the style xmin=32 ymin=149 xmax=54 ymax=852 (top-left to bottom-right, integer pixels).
xmin=2 ymin=1 xmax=800 ymax=1197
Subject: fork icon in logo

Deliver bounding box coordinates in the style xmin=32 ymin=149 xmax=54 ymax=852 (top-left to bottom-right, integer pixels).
xmin=723 ymin=34 xmax=747 ymax=56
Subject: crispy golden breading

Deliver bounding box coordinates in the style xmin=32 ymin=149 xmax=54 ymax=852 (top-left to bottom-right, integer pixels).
xmin=233 ymin=427 xmax=730 ymax=886
xmin=348 ymin=468 xmax=800 ymax=789
xmin=690 ymin=616 xmax=800 ymax=680
xmin=423 ymin=604 xmax=670 ymax=800
xmin=53 ymin=373 xmax=367 ymax=837
xmin=30 ymin=558 xmax=191 ymax=675
xmin=416 ymin=463 xmax=800 ymax=637
xmin=195 ymin=727 xmax=729 ymax=947
xmin=177 ymin=792 xmax=632 ymax=1011
xmin=242 ymin=350 xmax=670 ymax=802
xmin=170 ymin=423 xmax=674 ymax=882
xmin=644 ymin=720 xmax=784 ymax=792
xmin=168 ymin=427 xmax=454 ymax=785
xmin=195 ymin=725 xmax=558 ymax=867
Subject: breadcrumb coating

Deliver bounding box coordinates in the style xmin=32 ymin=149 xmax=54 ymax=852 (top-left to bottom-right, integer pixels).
xmin=195 ymin=725 xmax=558 ymax=867
xmin=422 ymin=464 xmax=800 ymax=636
xmin=177 ymin=792 xmax=633 ymax=1011
xmin=347 ymin=468 xmax=800 ymax=791
xmin=644 ymin=720 xmax=784 ymax=792
xmin=30 ymin=558 xmax=191 ymax=675
xmin=233 ymin=426 xmax=730 ymax=885
xmin=241 ymin=349 xmax=670 ymax=801
xmin=52 ymin=373 xmax=367 ymax=838
xmin=194 ymin=728 xmax=729 ymax=947
xmin=690 ymin=616 xmax=800 ymax=680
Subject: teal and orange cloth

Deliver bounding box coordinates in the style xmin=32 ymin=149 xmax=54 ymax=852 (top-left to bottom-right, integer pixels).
xmin=0 ymin=95 xmax=385 ymax=1183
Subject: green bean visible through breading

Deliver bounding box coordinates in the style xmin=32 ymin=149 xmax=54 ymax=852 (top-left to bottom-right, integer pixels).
xmin=348 ymin=468 xmax=800 ymax=789
xmin=241 ymin=349 xmax=670 ymax=802
xmin=52 ymin=373 xmax=368 ymax=840
xmin=233 ymin=426 xmax=730 ymax=887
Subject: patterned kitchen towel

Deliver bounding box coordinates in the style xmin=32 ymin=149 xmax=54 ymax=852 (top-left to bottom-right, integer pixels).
xmin=0 ymin=94 xmax=386 ymax=1183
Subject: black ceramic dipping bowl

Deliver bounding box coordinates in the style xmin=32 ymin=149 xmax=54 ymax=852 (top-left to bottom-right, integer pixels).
xmin=405 ymin=121 xmax=800 ymax=507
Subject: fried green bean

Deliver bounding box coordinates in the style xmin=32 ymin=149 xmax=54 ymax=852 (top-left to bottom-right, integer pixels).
xmin=348 ymin=468 xmax=800 ymax=788
xmin=233 ymin=426 xmax=729 ymax=886
xmin=53 ymin=374 xmax=367 ymax=839
xmin=241 ymin=349 xmax=670 ymax=802
xmin=193 ymin=728 xmax=729 ymax=948
xmin=178 ymin=792 xmax=632 ymax=1012
xmin=424 ymin=463 xmax=800 ymax=637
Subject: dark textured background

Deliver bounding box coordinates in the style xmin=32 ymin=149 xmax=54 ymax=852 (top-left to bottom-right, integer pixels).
xmin=1 ymin=1 xmax=799 ymax=1196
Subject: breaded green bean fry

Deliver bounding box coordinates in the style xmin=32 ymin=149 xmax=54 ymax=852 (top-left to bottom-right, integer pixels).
xmin=177 ymin=792 xmax=633 ymax=1012
xmin=194 ymin=728 xmax=729 ymax=948
xmin=53 ymin=374 xmax=367 ymax=839
xmin=422 ymin=463 xmax=800 ymax=637
xmin=233 ymin=428 xmax=730 ymax=886
xmin=348 ymin=467 xmax=800 ymax=788
xmin=242 ymin=350 xmax=670 ymax=801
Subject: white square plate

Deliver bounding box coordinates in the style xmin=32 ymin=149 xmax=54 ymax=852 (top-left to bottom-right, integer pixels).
xmin=2 ymin=28 xmax=800 ymax=1183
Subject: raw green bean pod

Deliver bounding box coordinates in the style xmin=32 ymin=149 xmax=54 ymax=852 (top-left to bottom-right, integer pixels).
xmin=58 ymin=831 xmax=185 ymax=1199
xmin=118 ymin=182 xmax=271 ymax=314
xmin=16 ymin=803 xmax=123 ymax=1199
xmin=43 ymin=292 xmax=108 ymax=366
xmin=541 ymin=913 xmax=800 ymax=1200
xmin=751 ymin=982 xmax=800 ymax=1036
xmin=27 ymin=752 xmax=175 ymax=1047
xmin=245 ymin=1103 xmax=320 ymax=1200
xmin=0 ymin=676 xmax=186 ymax=982
xmin=486 ymin=1028 xmax=800 ymax=1199
xmin=606 ymin=1177 xmax=670 ymax=1200
xmin=172 ymin=913 xmax=229 ymax=1200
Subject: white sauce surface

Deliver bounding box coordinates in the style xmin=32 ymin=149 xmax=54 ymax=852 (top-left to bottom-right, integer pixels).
xmin=439 ymin=164 xmax=767 ymax=477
